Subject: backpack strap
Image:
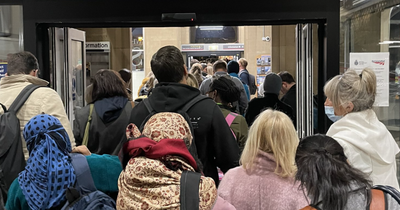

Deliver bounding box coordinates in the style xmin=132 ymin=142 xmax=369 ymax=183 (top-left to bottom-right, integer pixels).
xmin=8 ymin=84 xmax=40 ymax=113
xmin=225 ymin=112 xmax=238 ymax=127
xmin=368 ymin=189 xmax=387 ymax=210
xmin=139 ymin=99 xmax=157 ymax=131
xmin=142 ymin=98 xmax=155 ymax=114
xmin=179 ymin=95 xmax=209 ymax=113
xmin=225 ymin=112 xmax=238 ymax=139
xmin=180 ymin=171 xmax=201 ymax=210
xmin=69 ymin=153 xmax=96 ymax=194
xmin=82 ymin=104 xmax=94 ymax=146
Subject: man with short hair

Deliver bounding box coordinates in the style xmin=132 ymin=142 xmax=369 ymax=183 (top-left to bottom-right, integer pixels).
xmin=129 ymin=46 xmax=240 ymax=184
xmin=238 ymin=58 xmax=257 ymax=95
xmin=279 ymin=71 xmax=297 ymax=119
xmin=199 ymin=60 xmax=248 ymax=114
xmin=0 ymin=51 xmax=75 ymax=159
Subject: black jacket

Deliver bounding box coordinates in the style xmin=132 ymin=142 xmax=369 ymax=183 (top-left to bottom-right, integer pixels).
xmin=74 ymin=96 xmax=132 ymax=155
xmin=281 ymin=84 xmax=296 ymax=119
xmin=245 ymin=93 xmax=295 ymax=126
xmin=129 ymin=83 xmax=240 ymax=184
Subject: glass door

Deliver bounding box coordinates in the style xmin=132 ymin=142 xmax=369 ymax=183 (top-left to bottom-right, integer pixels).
xmin=49 ymin=27 xmax=86 ymax=128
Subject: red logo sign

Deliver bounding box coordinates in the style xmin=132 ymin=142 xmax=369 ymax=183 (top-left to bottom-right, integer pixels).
xmin=372 ymin=60 xmax=385 ymax=65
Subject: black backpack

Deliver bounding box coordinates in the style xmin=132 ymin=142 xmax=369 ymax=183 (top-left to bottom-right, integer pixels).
xmin=239 ymin=70 xmax=257 ymax=95
xmin=0 ymin=84 xmax=39 ymax=203
xmin=140 ymin=94 xmax=210 ymax=169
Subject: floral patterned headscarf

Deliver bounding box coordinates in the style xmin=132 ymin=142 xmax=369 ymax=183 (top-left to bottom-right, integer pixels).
xmin=117 ymin=112 xmax=217 ymax=210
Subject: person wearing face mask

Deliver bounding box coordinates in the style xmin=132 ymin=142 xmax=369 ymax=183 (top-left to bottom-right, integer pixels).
xmin=324 ymin=68 xmax=400 ymax=190
xmin=324 ymin=97 xmax=342 ymax=122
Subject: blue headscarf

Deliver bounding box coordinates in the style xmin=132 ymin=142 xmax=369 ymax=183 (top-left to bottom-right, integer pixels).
xmin=19 ymin=114 xmax=76 ymax=210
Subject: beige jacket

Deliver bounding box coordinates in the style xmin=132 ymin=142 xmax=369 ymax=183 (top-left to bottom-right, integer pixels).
xmin=0 ymin=74 xmax=75 ymax=160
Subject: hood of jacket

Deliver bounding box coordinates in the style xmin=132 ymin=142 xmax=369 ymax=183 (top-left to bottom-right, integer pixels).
xmin=94 ymin=96 xmax=128 ymax=123
xmin=148 ymin=83 xmax=202 ymax=112
xmin=229 ymin=73 xmax=239 ymax=78
xmin=327 ymin=109 xmax=399 ymax=165
xmin=251 ymin=150 xmax=279 ymax=175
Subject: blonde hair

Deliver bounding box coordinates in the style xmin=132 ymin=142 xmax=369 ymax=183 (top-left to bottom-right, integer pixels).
xmin=187 ymin=73 xmax=199 ymax=88
xmin=190 ymin=63 xmax=203 ymax=85
xmin=324 ymin=68 xmax=376 ymax=112
xmin=240 ymin=109 xmax=298 ymax=177
xmin=206 ymin=66 xmax=213 ymax=76
xmin=238 ymin=58 xmax=248 ymax=68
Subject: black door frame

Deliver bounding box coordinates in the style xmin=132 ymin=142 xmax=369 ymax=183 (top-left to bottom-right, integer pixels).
xmin=1 ymin=0 xmax=338 ymax=132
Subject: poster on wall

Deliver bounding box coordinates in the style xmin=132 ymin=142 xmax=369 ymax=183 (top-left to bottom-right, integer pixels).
xmin=256 ymin=75 xmax=266 ymax=87
xmin=0 ymin=62 xmax=7 ymax=79
xmin=256 ymin=55 xmax=271 ymax=75
xmin=349 ymin=52 xmax=389 ymax=107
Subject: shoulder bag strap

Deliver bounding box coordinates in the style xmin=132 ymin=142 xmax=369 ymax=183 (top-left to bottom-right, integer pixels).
xmin=82 ymin=104 xmax=94 ymax=146
xmin=8 ymin=84 xmax=40 ymax=113
xmin=368 ymin=189 xmax=386 ymax=210
xmin=180 ymin=171 xmax=201 ymax=210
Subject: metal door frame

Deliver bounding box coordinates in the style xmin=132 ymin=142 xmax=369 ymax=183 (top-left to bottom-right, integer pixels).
xmin=49 ymin=27 xmax=85 ymax=127
xmin=296 ymin=23 xmax=314 ymax=139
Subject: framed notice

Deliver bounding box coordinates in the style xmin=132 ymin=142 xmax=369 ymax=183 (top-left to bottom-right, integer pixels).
xmin=349 ymin=52 xmax=389 ymax=107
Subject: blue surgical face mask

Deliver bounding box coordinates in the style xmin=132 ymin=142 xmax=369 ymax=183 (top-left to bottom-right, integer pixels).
xmin=325 ymin=106 xmax=342 ymax=122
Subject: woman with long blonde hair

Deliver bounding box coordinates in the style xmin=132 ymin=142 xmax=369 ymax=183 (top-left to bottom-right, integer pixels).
xmin=218 ymin=109 xmax=307 ymax=210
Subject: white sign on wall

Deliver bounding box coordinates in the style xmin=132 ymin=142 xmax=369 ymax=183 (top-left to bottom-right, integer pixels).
xmin=349 ymin=52 xmax=389 ymax=107
xmin=86 ymin=42 xmax=110 ymax=50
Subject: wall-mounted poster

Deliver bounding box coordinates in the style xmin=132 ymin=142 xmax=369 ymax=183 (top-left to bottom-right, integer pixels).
xmin=349 ymin=52 xmax=389 ymax=107
xmin=0 ymin=62 xmax=7 ymax=80
xmin=256 ymin=55 xmax=271 ymax=75
xmin=256 ymin=75 xmax=266 ymax=87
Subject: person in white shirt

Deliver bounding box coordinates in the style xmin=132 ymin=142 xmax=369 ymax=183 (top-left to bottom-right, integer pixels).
xmin=324 ymin=68 xmax=400 ymax=190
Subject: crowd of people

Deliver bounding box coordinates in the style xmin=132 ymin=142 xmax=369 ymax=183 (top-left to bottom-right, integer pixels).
xmin=0 ymin=47 xmax=399 ymax=210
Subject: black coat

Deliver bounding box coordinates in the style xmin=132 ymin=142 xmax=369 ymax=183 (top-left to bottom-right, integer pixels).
xmin=245 ymin=93 xmax=295 ymax=126
xmin=129 ymin=83 xmax=240 ymax=185
xmin=281 ymin=84 xmax=296 ymax=118
xmin=74 ymin=97 xmax=132 ymax=155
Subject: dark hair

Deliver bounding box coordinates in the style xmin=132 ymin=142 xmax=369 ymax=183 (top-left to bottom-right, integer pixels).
xmin=92 ymin=69 xmax=130 ymax=102
xmin=151 ymin=46 xmax=186 ymax=83
xmin=7 ymin=51 xmax=39 ymax=75
xmin=227 ymin=60 xmax=240 ymax=74
xmin=295 ymin=134 xmax=372 ymax=210
xmin=118 ymin=69 xmax=131 ymax=83
xmin=209 ymin=76 xmax=240 ymax=104
xmin=213 ymin=60 xmax=227 ymax=72
xmin=279 ymin=71 xmax=295 ymax=84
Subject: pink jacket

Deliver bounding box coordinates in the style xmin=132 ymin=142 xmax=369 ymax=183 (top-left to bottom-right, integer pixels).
xmin=218 ymin=151 xmax=308 ymax=210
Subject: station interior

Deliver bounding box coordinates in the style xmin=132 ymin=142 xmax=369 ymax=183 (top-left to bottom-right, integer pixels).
xmin=0 ymin=0 xmax=400 ymax=183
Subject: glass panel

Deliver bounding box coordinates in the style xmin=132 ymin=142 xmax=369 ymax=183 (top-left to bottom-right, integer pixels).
xmin=190 ymin=26 xmax=238 ymax=43
xmin=0 ymin=5 xmax=23 ymax=80
xmin=71 ymin=40 xmax=84 ymax=110
xmin=341 ymin=1 xmax=400 ymax=183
